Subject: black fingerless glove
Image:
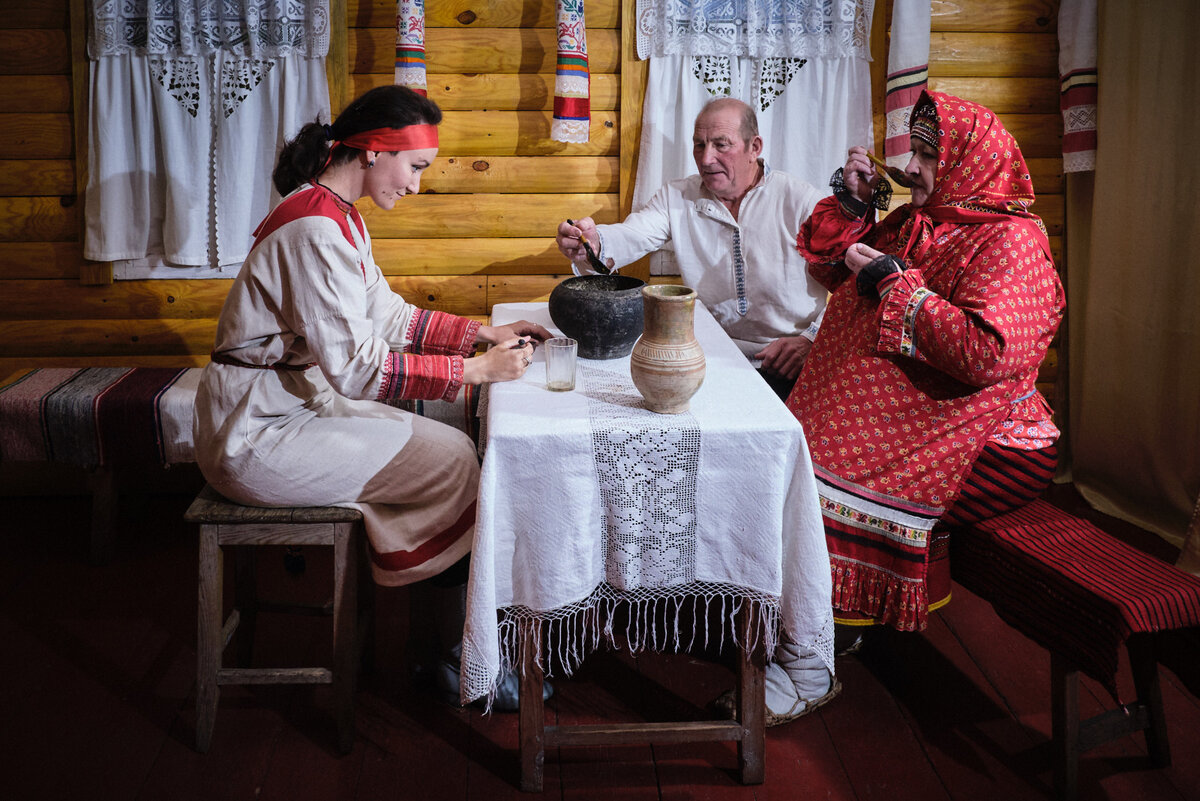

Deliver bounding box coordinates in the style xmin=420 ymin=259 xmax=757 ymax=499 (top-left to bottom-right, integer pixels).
xmin=856 ymin=254 xmax=905 ymax=298
xmin=831 ymin=167 xmax=893 ymax=218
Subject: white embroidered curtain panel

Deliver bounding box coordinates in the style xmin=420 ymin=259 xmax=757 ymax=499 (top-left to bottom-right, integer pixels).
xmin=85 ymin=1 xmax=331 ymax=277
xmin=636 ymin=0 xmax=872 ymax=60
xmin=633 ymin=0 xmax=875 ymax=274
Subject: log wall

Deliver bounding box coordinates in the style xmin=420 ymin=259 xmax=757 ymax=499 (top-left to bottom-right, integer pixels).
xmin=0 ymin=0 xmax=1063 ymax=411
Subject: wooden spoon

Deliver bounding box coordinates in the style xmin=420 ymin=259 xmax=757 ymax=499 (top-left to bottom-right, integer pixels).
xmin=866 ymin=150 xmax=914 ymax=188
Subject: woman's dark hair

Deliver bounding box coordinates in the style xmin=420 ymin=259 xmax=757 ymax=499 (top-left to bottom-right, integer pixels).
xmin=273 ymin=85 xmax=443 ymax=195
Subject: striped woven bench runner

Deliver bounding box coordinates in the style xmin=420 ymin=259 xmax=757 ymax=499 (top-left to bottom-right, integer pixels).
xmin=0 ymin=367 xmax=201 ymax=470
xmin=953 ymin=498 xmax=1200 ymax=699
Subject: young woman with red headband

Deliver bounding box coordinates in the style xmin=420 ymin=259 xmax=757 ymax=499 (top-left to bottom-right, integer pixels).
xmin=194 ymin=85 xmax=552 ymax=710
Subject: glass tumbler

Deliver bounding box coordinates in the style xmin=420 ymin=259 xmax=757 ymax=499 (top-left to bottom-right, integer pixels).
xmin=544 ymin=337 xmax=578 ymax=392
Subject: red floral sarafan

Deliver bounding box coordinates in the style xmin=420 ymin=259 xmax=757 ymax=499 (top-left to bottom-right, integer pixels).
xmin=789 ymin=91 xmax=1065 ymax=631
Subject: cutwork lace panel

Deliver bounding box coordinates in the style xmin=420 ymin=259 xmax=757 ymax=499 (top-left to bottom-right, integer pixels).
xmin=89 ymin=0 xmax=330 ymax=59
xmin=638 ymin=0 xmax=872 ymax=61
xmin=691 ymin=56 xmax=809 ymax=111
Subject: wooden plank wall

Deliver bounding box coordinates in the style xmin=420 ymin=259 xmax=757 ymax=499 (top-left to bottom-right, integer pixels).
xmin=344 ymin=0 xmax=641 ymax=317
xmin=0 ymin=0 xmax=1062 ymax=407
xmin=0 ymin=0 xmax=641 ymax=372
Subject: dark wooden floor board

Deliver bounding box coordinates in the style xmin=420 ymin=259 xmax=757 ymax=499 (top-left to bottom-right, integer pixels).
xmin=137 ymin=689 xmax=289 ymax=801
xmin=872 ymin=612 xmax=1055 ymax=801
xmin=1 ymin=490 xmax=1197 ymax=800
xmin=819 ymin=648 xmax=954 ymax=801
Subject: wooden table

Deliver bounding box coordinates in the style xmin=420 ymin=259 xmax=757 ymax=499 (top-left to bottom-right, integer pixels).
xmin=459 ymin=302 xmax=834 ymax=790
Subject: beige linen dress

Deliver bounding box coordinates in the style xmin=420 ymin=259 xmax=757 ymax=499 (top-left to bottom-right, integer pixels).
xmin=195 ymin=184 xmax=481 ymax=586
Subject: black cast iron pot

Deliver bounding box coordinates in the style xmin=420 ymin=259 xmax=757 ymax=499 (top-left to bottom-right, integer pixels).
xmin=547 ymin=274 xmax=646 ymax=360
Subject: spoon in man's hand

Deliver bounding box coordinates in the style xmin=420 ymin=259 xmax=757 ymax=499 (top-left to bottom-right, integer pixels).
xmin=866 ymin=150 xmax=915 ymax=188
xmin=566 ymin=219 xmax=612 ymax=274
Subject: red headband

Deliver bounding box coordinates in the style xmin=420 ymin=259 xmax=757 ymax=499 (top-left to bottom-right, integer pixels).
xmin=334 ymin=123 xmax=439 ymax=153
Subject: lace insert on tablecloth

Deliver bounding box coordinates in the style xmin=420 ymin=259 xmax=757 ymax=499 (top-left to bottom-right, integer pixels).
xmin=582 ymin=362 xmax=700 ymax=589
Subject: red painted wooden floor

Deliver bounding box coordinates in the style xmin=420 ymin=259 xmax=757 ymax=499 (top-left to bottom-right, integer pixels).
xmin=0 ymin=485 xmax=1197 ymax=801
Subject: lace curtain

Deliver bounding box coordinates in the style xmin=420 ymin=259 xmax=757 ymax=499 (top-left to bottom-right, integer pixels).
xmin=636 ymin=0 xmax=872 ymax=60
xmin=85 ymin=1 xmax=331 ymax=277
xmin=89 ymin=0 xmax=329 ymax=58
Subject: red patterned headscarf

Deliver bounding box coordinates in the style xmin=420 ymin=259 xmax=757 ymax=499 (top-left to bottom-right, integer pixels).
xmin=884 ymin=90 xmax=1051 ymax=260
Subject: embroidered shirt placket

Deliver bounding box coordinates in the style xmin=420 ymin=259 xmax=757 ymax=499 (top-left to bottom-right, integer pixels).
xmin=696 ymin=199 xmax=749 ymax=318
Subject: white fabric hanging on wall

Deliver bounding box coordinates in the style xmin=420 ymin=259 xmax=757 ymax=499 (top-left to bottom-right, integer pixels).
xmin=632 ymin=1 xmax=875 ymax=275
xmin=635 ymin=57 xmax=873 ymax=275
xmin=87 ymin=53 xmax=328 ymax=275
xmin=85 ymin=1 xmax=330 ymax=277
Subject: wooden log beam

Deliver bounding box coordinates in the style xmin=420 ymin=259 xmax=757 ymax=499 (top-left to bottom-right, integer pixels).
xmin=423 ymin=156 xmax=618 ymax=194
xmin=0 ymin=113 xmax=73 ymax=159
xmin=0 ymin=75 xmax=71 ymax=112
xmin=0 ymin=242 xmax=86 ymax=278
xmin=0 ymin=319 xmax=220 ymax=357
xmin=930 ymin=0 xmax=1057 ymax=32
xmin=373 ymin=237 xmax=566 ymax=275
xmin=0 ymin=0 xmax=69 ymax=29
xmin=352 ymin=73 xmax=620 ymax=111
xmin=358 ymin=193 xmax=619 ymax=238
xmin=347 ymin=0 xmax=620 ymax=29
xmin=927 ymin=76 xmax=1059 ymax=114
xmin=0 ymin=159 xmax=74 ymax=196
xmin=929 ymin=32 xmax=1058 ymax=77
xmin=350 ymin=28 xmax=620 ymax=74
xmin=437 ymin=110 xmax=618 ymax=156
xmin=0 ymin=196 xmax=79 ymax=241
xmin=0 ymin=29 xmax=69 ymax=73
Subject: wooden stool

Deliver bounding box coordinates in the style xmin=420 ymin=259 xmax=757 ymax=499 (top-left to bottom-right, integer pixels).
xmin=186 ymin=484 xmax=367 ymax=754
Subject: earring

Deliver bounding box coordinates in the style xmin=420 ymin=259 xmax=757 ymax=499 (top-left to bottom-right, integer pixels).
xmin=367 ymin=160 xmax=375 ymax=168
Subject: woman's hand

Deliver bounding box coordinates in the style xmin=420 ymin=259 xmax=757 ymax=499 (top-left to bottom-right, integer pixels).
xmin=462 ymin=336 xmax=536 ymax=385
xmin=844 ymin=146 xmax=880 ymax=204
xmin=844 ymin=242 xmax=885 ymax=275
xmin=477 ymin=320 xmax=553 ymax=346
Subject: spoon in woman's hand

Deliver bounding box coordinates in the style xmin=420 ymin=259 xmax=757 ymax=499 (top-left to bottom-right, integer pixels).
xmin=866 ymin=150 xmax=915 ymax=189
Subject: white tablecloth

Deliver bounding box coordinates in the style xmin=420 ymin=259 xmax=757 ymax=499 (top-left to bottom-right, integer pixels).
xmin=460 ymin=302 xmax=833 ymax=705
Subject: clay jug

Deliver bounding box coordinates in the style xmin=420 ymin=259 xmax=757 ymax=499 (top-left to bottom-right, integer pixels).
xmin=630 ymin=285 xmax=706 ymax=414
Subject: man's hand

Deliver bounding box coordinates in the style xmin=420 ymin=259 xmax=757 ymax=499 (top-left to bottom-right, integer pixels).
xmin=754 ymin=336 xmax=813 ymax=381
xmin=555 ymin=217 xmax=601 ymax=269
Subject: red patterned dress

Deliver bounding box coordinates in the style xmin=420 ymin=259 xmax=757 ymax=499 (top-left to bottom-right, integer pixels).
xmin=789 ymin=92 xmax=1065 ymax=631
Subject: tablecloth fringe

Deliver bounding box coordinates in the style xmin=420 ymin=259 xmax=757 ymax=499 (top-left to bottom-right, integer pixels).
xmin=493 ymin=582 xmax=781 ymax=695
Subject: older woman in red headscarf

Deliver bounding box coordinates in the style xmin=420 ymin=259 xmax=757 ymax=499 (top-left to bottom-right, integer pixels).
xmin=790 ymin=91 xmax=1065 ymax=636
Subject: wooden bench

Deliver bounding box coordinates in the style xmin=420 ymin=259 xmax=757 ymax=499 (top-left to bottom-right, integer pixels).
xmin=186 ymin=484 xmax=370 ymax=754
xmin=0 ymin=366 xmax=203 ymax=562
xmin=951 ymin=498 xmax=1200 ymax=801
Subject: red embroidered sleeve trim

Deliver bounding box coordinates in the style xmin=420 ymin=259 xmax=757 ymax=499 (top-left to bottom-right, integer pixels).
xmin=376 ymin=351 xmax=461 ymax=401
xmin=406 ymin=310 xmax=480 ymax=356
xmin=877 ymin=270 xmax=931 ymax=357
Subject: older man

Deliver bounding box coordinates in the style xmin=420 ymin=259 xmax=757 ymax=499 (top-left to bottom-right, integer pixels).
xmin=555 ymin=98 xmax=839 ymax=725
xmin=555 ymin=97 xmax=827 ymax=396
